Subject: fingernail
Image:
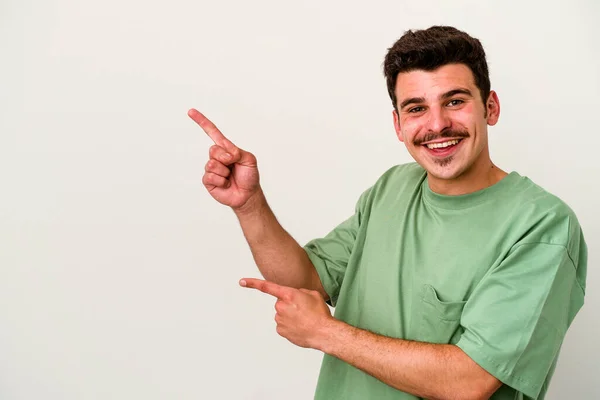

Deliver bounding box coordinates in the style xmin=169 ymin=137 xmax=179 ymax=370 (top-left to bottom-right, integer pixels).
xmin=224 ymin=153 xmax=232 ymax=161
xmin=239 ymin=279 xmax=247 ymax=287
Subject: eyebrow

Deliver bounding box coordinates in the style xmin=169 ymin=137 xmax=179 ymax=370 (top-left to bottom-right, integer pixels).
xmin=442 ymin=88 xmax=473 ymax=99
xmin=399 ymin=88 xmax=473 ymax=110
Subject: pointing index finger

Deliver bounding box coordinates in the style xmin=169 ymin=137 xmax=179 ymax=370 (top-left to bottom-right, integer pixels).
xmin=188 ymin=108 xmax=230 ymax=147
xmin=240 ymin=278 xmax=293 ymax=300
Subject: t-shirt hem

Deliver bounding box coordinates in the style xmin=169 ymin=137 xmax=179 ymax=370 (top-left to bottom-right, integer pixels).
xmin=456 ymin=341 xmax=540 ymax=399
xmin=304 ymin=247 xmax=340 ymax=306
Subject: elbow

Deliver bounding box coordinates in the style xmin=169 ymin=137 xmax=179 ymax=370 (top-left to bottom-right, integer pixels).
xmin=464 ymin=393 xmax=491 ymax=400
xmin=470 ymin=393 xmax=494 ymax=400
xmin=451 ymin=351 xmax=502 ymax=400
xmin=458 ymin=380 xmax=501 ymax=400
xmin=430 ymin=387 xmax=490 ymax=400
xmin=435 ymin=376 xmax=500 ymax=400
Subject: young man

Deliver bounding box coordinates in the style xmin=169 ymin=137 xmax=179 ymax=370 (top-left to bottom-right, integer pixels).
xmin=190 ymin=26 xmax=587 ymax=400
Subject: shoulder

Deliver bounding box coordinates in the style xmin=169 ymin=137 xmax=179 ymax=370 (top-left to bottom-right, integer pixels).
xmin=508 ymin=173 xmax=581 ymax=240
xmin=506 ymin=173 xmax=587 ymax=281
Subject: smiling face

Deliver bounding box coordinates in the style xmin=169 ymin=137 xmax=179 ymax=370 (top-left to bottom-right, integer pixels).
xmin=393 ymin=63 xmax=501 ymax=193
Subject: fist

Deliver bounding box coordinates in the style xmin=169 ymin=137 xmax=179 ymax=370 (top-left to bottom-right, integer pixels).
xmin=189 ymin=108 xmax=261 ymax=210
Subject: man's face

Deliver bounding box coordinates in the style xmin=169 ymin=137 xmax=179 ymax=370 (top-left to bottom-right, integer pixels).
xmin=393 ymin=63 xmax=499 ymax=181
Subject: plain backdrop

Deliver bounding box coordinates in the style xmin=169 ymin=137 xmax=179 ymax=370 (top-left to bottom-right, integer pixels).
xmin=1 ymin=0 xmax=598 ymax=398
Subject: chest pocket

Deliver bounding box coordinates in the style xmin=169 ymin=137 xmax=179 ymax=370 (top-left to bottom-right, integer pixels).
xmin=417 ymin=284 xmax=466 ymax=344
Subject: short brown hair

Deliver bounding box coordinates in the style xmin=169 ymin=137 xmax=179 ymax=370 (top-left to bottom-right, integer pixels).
xmin=383 ymin=26 xmax=490 ymax=110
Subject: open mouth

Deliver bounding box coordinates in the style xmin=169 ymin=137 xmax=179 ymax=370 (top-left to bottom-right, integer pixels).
xmin=422 ymin=138 xmax=464 ymax=156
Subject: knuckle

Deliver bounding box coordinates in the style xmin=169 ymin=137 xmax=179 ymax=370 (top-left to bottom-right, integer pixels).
xmin=204 ymin=173 xmax=223 ymax=187
xmin=209 ymin=145 xmax=223 ymax=158
xmin=229 ymin=148 xmax=241 ymax=160
xmin=206 ymin=173 xmax=216 ymax=185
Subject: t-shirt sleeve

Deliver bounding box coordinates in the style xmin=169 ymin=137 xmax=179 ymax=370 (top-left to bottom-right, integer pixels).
xmin=456 ymin=242 xmax=586 ymax=399
xmin=303 ymin=188 xmax=371 ymax=306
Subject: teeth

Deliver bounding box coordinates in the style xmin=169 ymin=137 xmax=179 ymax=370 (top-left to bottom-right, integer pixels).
xmin=426 ymin=139 xmax=460 ymax=149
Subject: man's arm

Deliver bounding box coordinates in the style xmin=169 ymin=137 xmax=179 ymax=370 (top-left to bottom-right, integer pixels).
xmin=241 ymin=278 xmax=502 ymax=400
xmin=234 ymin=192 xmax=327 ymax=299
xmin=319 ymin=319 xmax=502 ymax=400
xmin=189 ymin=109 xmax=326 ymax=299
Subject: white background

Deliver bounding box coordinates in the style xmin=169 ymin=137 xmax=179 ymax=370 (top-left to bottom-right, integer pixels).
xmin=1 ymin=0 xmax=598 ymax=398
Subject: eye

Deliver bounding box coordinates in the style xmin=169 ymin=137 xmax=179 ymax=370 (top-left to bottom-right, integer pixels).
xmin=447 ymin=99 xmax=464 ymax=107
xmin=408 ymin=106 xmax=425 ymax=113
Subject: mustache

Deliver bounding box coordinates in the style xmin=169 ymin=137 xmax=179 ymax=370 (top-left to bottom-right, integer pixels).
xmin=414 ymin=129 xmax=470 ymax=146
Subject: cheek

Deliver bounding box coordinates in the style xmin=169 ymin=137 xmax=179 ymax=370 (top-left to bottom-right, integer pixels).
xmin=452 ymin=106 xmax=480 ymax=130
xmin=401 ymin=118 xmax=421 ymax=143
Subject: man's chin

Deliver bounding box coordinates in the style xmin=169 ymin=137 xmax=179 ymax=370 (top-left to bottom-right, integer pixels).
xmin=422 ymin=161 xmax=466 ymax=181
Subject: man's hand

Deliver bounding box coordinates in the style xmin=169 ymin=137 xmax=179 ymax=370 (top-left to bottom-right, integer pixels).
xmin=240 ymin=278 xmax=333 ymax=349
xmin=188 ymin=108 xmax=261 ymax=210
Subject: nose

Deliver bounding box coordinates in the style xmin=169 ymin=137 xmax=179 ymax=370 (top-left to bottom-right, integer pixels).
xmin=425 ymin=106 xmax=451 ymax=133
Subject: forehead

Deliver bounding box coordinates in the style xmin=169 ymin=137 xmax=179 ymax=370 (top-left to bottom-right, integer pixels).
xmin=395 ymin=63 xmax=478 ymax=101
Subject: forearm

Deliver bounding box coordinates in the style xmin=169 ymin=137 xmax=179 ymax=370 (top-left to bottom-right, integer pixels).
xmin=317 ymin=319 xmax=499 ymax=400
xmin=234 ymin=190 xmax=325 ymax=298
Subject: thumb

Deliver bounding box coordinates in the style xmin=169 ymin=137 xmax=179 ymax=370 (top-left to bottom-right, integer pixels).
xmin=229 ymin=146 xmax=258 ymax=168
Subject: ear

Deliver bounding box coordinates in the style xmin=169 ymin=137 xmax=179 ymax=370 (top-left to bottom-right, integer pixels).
xmin=486 ymin=90 xmax=500 ymax=126
xmin=393 ymin=109 xmax=404 ymax=142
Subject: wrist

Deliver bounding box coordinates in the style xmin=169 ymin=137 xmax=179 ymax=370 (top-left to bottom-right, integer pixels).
xmin=232 ymin=189 xmax=267 ymax=218
xmin=313 ymin=317 xmax=348 ymax=354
